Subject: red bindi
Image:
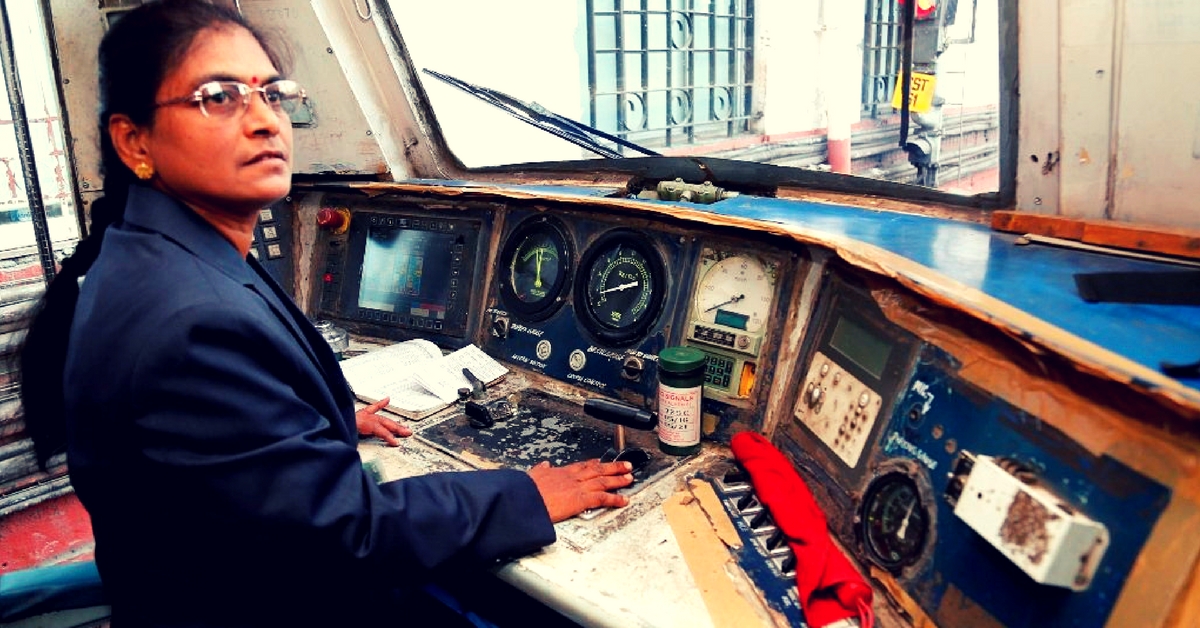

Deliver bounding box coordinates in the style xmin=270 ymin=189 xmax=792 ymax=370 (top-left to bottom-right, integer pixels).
xmin=250 ymin=76 xmax=259 ymax=85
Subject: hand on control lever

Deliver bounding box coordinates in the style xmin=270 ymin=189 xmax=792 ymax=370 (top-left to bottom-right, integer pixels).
xmin=528 ymin=459 xmax=634 ymax=522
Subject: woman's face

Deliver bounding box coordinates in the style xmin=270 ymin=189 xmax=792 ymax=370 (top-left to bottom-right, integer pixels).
xmin=142 ymin=25 xmax=293 ymax=218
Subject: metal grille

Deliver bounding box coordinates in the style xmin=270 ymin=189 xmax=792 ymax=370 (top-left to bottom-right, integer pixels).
xmin=862 ymin=0 xmax=902 ymax=118
xmin=586 ymin=0 xmax=754 ymax=152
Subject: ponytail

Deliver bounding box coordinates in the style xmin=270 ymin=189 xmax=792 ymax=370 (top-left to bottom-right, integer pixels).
xmin=20 ymin=192 xmax=126 ymax=468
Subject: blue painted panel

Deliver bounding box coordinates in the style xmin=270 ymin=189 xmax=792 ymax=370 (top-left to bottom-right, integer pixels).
xmin=881 ymin=353 xmax=1171 ymax=626
xmin=480 ymin=207 xmax=692 ymax=400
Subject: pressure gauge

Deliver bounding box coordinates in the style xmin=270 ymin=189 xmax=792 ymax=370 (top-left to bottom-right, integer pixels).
xmin=498 ymin=216 xmax=573 ymax=321
xmin=860 ymin=472 xmax=930 ymax=571
xmin=574 ymin=230 xmax=666 ymax=345
xmin=694 ymin=254 xmax=774 ymax=333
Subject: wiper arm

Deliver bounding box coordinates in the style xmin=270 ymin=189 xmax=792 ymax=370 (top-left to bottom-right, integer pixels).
xmin=422 ymin=68 xmax=660 ymax=160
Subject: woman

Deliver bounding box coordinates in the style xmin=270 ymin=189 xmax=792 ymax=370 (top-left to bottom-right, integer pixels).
xmin=19 ymin=1 xmax=632 ymax=625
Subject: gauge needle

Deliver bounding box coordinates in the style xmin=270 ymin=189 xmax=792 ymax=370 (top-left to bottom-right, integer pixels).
xmin=704 ymin=293 xmax=745 ymax=312
xmin=600 ymin=280 xmax=639 ymax=294
xmin=897 ymin=499 xmax=916 ymax=540
xmin=534 ymin=249 xmax=544 ymax=289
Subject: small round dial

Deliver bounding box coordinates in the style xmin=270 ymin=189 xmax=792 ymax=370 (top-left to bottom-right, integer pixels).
xmin=575 ymin=230 xmax=665 ymax=345
xmin=694 ymin=254 xmax=774 ymax=333
xmin=860 ymin=473 xmax=930 ymax=571
xmin=498 ymin=216 xmax=572 ymax=320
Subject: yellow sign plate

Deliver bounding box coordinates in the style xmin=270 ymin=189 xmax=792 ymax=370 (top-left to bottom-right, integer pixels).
xmin=892 ymin=72 xmax=937 ymax=113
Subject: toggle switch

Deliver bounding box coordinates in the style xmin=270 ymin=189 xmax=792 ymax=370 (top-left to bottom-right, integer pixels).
xmin=749 ymin=508 xmax=772 ymax=530
xmin=766 ymin=527 xmax=787 ymax=551
xmin=737 ymin=492 xmax=759 ymax=512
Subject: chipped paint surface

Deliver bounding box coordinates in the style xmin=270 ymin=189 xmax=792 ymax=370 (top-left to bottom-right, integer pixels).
xmin=367 ymin=415 xmax=733 ymax=626
xmin=357 ymin=368 xmax=751 ymax=626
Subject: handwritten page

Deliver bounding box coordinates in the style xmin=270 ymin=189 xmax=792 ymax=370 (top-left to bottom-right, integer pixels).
xmin=338 ymin=339 xmax=508 ymax=419
xmin=415 ymin=344 xmax=511 ymax=402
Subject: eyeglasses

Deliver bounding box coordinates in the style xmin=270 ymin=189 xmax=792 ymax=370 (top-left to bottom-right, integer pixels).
xmin=154 ymin=80 xmax=306 ymax=119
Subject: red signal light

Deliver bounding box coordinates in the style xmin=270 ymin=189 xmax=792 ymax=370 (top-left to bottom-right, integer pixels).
xmin=899 ymin=0 xmax=937 ymax=21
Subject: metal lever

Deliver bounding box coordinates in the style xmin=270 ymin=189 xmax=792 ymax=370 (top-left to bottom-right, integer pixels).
xmin=583 ymin=398 xmax=657 ymax=430
xmin=583 ymin=398 xmax=658 ymax=457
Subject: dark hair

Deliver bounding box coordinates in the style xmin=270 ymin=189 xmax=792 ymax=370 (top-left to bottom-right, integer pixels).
xmin=20 ymin=0 xmax=286 ymax=467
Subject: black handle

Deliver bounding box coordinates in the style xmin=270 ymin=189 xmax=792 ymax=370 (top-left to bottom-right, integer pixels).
xmin=583 ymin=398 xmax=657 ymax=431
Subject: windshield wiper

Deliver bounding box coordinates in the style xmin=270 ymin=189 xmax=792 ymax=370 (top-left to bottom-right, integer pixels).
xmin=422 ymin=68 xmax=660 ymax=160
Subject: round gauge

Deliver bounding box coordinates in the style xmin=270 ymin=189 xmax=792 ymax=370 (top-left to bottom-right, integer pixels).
xmin=694 ymin=254 xmax=774 ymax=333
xmin=574 ymin=230 xmax=666 ymax=345
xmin=498 ymin=216 xmax=573 ymax=320
xmin=860 ymin=473 xmax=930 ymax=571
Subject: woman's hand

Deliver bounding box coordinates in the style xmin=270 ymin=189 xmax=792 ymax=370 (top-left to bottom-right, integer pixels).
xmin=528 ymin=459 xmax=634 ymax=522
xmin=355 ymin=397 xmax=412 ymax=446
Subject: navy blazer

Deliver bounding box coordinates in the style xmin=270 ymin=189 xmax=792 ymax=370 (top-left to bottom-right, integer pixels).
xmin=63 ymin=186 xmax=554 ymax=627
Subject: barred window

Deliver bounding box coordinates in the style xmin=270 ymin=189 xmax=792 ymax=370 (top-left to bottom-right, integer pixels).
xmin=862 ymin=0 xmax=902 ymax=118
xmin=586 ymin=0 xmax=754 ymax=151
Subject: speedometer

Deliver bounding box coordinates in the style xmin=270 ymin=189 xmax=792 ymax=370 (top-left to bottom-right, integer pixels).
xmin=574 ymin=230 xmax=666 ymax=345
xmin=694 ymin=254 xmax=774 ymax=333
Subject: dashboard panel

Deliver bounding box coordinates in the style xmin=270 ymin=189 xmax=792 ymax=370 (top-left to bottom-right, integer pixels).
xmin=306 ymin=192 xmax=800 ymax=433
xmin=485 ymin=206 xmax=690 ymax=404
xmin=776 ymin=264 xmax=1171 ymax=626
xmin=290 ymin=185 xmax=1189 ymax=628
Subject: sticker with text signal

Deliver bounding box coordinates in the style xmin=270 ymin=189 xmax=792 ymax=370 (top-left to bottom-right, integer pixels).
xmin=891 ymin=72 xmax=937 ymax=113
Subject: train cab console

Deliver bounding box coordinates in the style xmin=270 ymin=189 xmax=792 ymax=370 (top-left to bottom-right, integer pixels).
xmin=254 ymin=179 xmax=1200 ymax=628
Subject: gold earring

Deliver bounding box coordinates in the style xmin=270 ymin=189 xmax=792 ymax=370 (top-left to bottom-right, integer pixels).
xmin=134 ymin=162 xmax=154 ymax=180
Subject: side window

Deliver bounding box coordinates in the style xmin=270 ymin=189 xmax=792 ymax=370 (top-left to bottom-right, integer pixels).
xmin=586 ymin=0 xmax=754 ymax=151
xmin=0 ymin=2 xmax=82 ymax=513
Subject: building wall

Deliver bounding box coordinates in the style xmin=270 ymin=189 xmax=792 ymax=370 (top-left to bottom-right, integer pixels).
xmin=1019 ymin=0 xmax=1200 ymax=228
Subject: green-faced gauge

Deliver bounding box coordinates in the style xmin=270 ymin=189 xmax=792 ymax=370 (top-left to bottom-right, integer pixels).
xmin=575 ymin=230 xmax=666 ymax=345
xmin=498 ymin=215 xmax=573 ymax=321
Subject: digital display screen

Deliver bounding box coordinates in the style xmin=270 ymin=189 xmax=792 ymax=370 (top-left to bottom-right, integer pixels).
xmin=828 ymin=316 xmax=892 ymax=380
xmin=358 ymin=226 xmax=457 ymax=320
xmin=714 ymin=309 xmax=749 ymax=330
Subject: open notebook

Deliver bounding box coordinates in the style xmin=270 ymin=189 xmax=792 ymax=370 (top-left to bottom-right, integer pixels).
xmin=338 ymin=339 xmax=508 ymax=419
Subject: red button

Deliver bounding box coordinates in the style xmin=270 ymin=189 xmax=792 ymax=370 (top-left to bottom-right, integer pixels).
xmin=316 ymin=208 xmax=346 ymax=230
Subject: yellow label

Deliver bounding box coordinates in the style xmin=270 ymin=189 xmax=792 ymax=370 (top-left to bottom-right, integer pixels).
xmin=891 ymin=71 xmax=937 ymax=113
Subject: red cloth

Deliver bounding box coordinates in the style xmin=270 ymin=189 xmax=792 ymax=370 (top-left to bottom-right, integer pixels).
xmin=731 ymin=431 xmax=873 ymax=628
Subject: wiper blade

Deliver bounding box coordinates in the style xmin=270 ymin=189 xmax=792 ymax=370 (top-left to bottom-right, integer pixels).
xmin=422 ymin=68 xmax=660 ymax=160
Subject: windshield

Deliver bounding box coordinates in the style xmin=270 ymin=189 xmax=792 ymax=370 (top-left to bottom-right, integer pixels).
xmin=394 ymin=0 xmax=1003 ymax=198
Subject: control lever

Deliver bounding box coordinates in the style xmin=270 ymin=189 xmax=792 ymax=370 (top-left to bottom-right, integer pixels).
xmin=583 ymin=398 xmax=657 ymax=431
xmin=583 ymin=398 xmax=657 ymax=478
